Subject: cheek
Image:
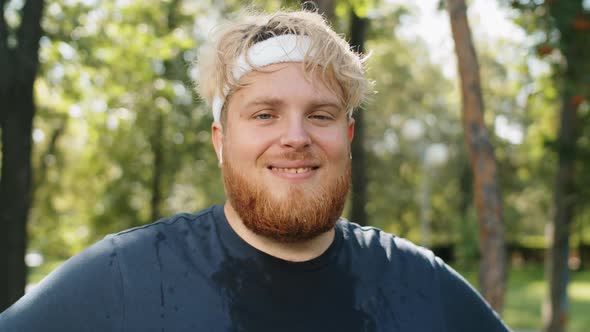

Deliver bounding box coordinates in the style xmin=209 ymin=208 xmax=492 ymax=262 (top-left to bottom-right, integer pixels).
xmin=224 ymin=129 xmax=275 ymax=162
xmin=315 ymin=132 xmax=351 ymax=161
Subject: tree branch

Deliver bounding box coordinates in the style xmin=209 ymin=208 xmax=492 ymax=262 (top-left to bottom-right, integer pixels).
xmin=16 ymin=0 xmax=45 ymax=84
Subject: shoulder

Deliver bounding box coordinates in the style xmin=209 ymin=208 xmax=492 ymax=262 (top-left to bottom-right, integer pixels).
xmin=96 ymin=206 xmax=220 ymax=268
xmin=110 ymin=205 xmax=217 ymax=248
xmin=338 ymin=219 xmax=438 ymax=270
xmin=0 ymin=205 xmax=221 ymax=331
xmin=438 ymin=264 xmax=511 ymax=331
xmin=102 ymin=205 xmax=221 ymax=282
xmin=0 ymin=233 xmax=124 ymax=331
xmin=338 ymin=221 xmax=510 ymax=331
xmin=338 ymin=219 xmax=445 ymax=298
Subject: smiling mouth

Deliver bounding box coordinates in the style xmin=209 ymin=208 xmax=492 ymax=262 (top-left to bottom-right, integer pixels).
xmin=269 ymin=167 xmax=319 ymax=174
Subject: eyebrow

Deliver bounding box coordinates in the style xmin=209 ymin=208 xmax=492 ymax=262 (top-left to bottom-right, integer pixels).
xmin=243 ymin=97 xmax=343 ymax=111
xmin=244 ymin=97 xmax=284 ymax=109
xmin=311 ymin=102 xmax=342 ymax=110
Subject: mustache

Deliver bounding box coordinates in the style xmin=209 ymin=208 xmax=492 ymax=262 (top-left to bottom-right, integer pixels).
xmin=274 ymin=151 xmax=320 ymax=161
xmin=262 ymin=151 xmax=325 ymax=164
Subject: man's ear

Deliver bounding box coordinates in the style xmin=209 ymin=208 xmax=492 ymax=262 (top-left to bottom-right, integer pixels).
xmin=212 ymin=121 xmax=223 ymax=166
xmin=348 ymin=117 xmax=355 ymax=142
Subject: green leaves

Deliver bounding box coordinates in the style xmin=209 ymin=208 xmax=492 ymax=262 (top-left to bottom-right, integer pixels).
xmin=29 ymin=0 xmax=221 ymax=259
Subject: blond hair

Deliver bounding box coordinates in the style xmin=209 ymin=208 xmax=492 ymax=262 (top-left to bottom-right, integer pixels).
xmin=194 ymin=8 xmax=372 ymax=122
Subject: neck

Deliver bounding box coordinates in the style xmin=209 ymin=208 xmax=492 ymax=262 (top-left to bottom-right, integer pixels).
xmin=223 ymin=201 xmax=336 ymax=262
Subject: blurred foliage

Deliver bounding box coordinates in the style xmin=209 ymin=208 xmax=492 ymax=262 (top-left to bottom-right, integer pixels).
xmin=19 ymin=0 xmax=590 ymax=270
xmin=30 ymin=0 xmax=226 ymax=258
xmin=500 ymin=0 xmax=590 ymax=246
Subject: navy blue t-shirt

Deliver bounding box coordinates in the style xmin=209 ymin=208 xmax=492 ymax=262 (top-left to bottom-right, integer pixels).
xmin=0 ymin=204 xmax=510 ymax=331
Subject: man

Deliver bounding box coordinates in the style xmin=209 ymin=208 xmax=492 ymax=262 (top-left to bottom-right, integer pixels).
xmin=0 ymin=9 xmax=511 ymax=332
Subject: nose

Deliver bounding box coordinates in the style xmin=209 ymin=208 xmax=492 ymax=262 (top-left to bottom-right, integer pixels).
xmin=280 ymin=117 xmax=311 ymax=150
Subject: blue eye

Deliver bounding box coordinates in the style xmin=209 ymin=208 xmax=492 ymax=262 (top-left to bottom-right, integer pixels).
xmin=255 ymin=113 xmax=273 ymax=120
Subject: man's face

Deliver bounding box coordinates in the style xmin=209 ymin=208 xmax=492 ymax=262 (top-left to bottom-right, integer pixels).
xmin=212 ymin=62 xmax=354 ymax=243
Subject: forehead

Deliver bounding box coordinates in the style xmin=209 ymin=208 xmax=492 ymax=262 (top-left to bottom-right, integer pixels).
xmin=233 ymin=62 xmax=344 ymax=107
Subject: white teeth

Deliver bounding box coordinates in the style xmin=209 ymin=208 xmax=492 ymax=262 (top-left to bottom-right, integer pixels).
xmin=272 ymin=167 xmax=312 ymax=174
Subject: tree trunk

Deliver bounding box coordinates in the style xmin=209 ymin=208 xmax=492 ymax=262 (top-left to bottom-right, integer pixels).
xmin=348 ymin=10 xmax=368 ymax=226
xmin=0 ymin=0 xmax=46 ymax=311
xmin=544 ymin=78 xmax=578 ymax=332
xmin=0 ymin=92 xmax=35 ymax=311
xmin=543 ymin=5 xmax=585 ymax=329
xmin=150 ymin=111 xmax=164 ymax=222
xmin=459 ymin=159 xmax=472 ymax=220
xmin=148 ymin=0 xmax=182 ymax=223
xmin=445 ymin=0 xmax=506 ymax=312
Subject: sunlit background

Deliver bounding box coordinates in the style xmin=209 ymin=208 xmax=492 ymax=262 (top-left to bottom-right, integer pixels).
xmin=1 ymin=0 xmax=590 ymax=331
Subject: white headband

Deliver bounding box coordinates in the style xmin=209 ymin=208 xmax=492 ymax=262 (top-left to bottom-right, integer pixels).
xmin=211 ymin=34 xmax=313 ymax=121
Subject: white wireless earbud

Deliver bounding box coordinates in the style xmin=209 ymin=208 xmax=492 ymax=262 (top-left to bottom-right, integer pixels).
xmin=219 ymin=144 xmax=223 ymax=164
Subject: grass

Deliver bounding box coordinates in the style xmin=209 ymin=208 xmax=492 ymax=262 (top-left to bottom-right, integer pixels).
xmin=456 ymin=264 xmax=590 ymax=332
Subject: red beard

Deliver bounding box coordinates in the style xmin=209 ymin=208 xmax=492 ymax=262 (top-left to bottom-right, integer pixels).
xmin=222 ymin=152 xmax=351 ymax=243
